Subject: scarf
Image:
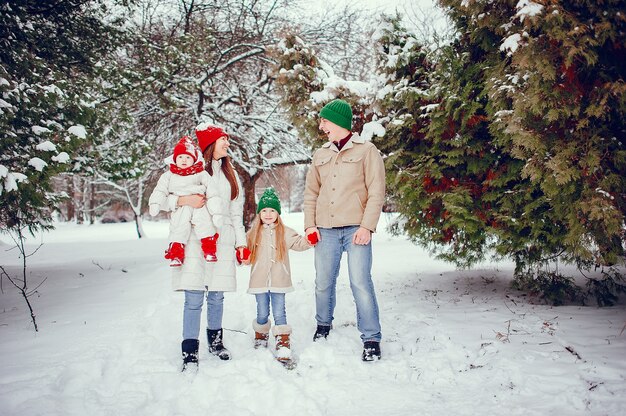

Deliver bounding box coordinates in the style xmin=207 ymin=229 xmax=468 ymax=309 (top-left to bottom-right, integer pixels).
xmin=169 ymin=161 xmax=204 ymax=176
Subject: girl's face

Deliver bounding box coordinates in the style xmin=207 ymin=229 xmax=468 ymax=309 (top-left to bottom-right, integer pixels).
xmin=213 ymin=136 xmax=230 ymax=160
xmin=259 ymin=208 xmax=278 ymax=225
xmin=175 ymin=154 xmax=195 ymax=169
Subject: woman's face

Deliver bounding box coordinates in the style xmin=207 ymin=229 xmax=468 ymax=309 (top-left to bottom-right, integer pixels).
xmin=213 ymin=136 xmax=230 ymax=160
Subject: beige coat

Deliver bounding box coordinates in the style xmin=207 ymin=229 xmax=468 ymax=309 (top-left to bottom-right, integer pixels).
xmin=161 ymin=159 xmax=247 ymax=292
xmin=304 ymin=133 xmax=386 ymax=232
xmin=247 ymin=223 xmax=311 ymax=294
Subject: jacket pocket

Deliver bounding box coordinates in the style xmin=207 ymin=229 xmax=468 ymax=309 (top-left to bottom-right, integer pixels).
xmin=341 ymin=154 xmax=364 ymax=176
xmin=314 ymin=156 xmax=333 ymax=179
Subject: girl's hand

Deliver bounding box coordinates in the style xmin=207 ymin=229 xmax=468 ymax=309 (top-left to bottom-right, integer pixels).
xmin=305 ymin=227 xmax=320 ymax=246
xmin=178 ymin=194 xmax=206 ymax=208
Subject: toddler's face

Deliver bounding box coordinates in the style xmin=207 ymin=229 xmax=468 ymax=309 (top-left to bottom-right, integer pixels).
xmin=259 ymin=208 xmax=278 ymax=225
xmin=175 ymin=154 xmax=195 ymax=169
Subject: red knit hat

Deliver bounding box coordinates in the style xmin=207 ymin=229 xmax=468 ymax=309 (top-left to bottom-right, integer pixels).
xmin=195 ymin=123 xmax=229 ymax=153
xmin=173 ymin=136 xmax=199 ymax=163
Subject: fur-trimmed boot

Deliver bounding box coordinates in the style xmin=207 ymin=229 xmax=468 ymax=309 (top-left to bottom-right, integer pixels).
xmin=207 ymin=328 xmax=231 ymax=360
xmin=181 ymin=338 xmax=199 ymax=371
xmin=252 ymin=319 xmax=271 ymax=349
xmin=272 ymin=324 xmax=292 ymax=363
xmin=200 ymin=234 xmax=219 ymax=262
xmin=165 ymin=242 xmax=185 ymax=267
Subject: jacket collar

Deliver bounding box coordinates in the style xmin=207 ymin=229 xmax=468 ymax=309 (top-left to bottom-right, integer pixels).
xmin=322 ymin=133 xmax=363 ymax=152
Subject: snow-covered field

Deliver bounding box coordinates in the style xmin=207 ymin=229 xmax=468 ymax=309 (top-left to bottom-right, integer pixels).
xmin=1 ymin=213 xmax=624 ymax=416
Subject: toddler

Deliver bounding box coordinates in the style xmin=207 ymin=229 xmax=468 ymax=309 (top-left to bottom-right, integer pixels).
xmin=148 ymin=136 xmax=223 ymax=266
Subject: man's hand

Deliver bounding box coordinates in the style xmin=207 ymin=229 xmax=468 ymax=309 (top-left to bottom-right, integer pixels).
xmin=352 ymin=227 xmax=371 ymax=245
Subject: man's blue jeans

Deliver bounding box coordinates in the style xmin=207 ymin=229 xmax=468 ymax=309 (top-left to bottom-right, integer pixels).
xmin=182 ymin=290 xmax=224 ymax=339
xmin=314 ymin=226 xmax=381 ymax=342
xmin=255 ymin=292 xmax=287 ymax=326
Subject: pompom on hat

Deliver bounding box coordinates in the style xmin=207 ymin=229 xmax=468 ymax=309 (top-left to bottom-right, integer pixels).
xmin=319 ymin=99 xmax=353 ymax=131
xmin=173 ymin=136 xmax=199 ymax=163
xmin=256 ymin=187 xmax=281 ymax=215
xmin=195 ymin=123 xmax=229 ymax=153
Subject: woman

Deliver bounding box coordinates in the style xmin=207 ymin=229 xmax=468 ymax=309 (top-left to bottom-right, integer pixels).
xmin=168 ymin=124 xmax=247 ymax=370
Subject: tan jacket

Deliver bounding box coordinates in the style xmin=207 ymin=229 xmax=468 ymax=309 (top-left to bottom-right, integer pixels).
xmin=304 ymin=133 xmax=386 ymax=232
xmin=247 ymin=223 xmax=311 ymax=294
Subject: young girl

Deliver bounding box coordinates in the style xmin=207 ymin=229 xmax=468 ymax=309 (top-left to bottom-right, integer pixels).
xmin=244 ymin=187 xmax=313 ymax=366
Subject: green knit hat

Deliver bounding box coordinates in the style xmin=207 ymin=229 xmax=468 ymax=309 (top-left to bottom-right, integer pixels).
xmin=319 ymin=99 xmax=353 ymax=130
xmin=257 ymin=187 xmax=281 ymax=215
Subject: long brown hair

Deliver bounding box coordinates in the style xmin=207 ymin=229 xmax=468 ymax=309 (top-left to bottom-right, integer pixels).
xmin=202 ymin=141 xmax=239 ymax=200
xmin=247 ymin=213 xmax=286 ymax=264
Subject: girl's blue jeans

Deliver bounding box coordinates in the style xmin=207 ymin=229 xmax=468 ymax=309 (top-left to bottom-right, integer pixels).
xmin=255 ymin=292 xmax=287 ymax=326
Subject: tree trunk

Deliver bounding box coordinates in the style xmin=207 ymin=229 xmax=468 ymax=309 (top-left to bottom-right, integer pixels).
xmin=235 ymin=167 xmax=260 ymax=230
xmin=66 ymin=177 xmax=75 ymax=221
xmin=242 ymin=177 xmax=257 ymax=229
xmin=74 ymin=175 xmax=84 ymax=224
xmin=89 ymin=181 xmax=95 ymax=224
xmin=134 ymin=212 xmax=145 ymax=239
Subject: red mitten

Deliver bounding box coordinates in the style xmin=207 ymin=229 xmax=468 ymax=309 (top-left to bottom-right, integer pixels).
xmin=236 ymin=247 xmax=251 ymax=264
xmin=307 ymin=232 xmax=319 ymax=245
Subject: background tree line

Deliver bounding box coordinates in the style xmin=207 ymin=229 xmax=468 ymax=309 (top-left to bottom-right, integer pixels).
xmin=1 ymin=0 xmax=624 ymax=305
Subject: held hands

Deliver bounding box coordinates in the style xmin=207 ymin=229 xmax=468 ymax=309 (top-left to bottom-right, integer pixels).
xmin=352 ymin=227 xmax=372 ymax=245
xmin=305 ymin=227 xmax=320 ymax=246
xmin=236 ymin=246 xmax=251 ymax=265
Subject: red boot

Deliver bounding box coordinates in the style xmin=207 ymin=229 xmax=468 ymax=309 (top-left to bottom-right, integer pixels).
xmin=200 ymin=233 xmax=219 ymax=262
xmin=165 ymin=242 xmax=185 ymax=267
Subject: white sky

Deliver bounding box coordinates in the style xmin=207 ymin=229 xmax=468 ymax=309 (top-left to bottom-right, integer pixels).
xmin=299 ymin=0 xmax=449 ymax=37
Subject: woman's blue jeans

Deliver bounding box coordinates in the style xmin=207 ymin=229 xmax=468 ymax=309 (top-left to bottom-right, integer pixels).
xmin=255 ymin=292 xmax=287 ymax=326
xmin=314 ymin=226 xmax=382 ymax=342
xmin=182 ymin=290 xmax=224 ymax=339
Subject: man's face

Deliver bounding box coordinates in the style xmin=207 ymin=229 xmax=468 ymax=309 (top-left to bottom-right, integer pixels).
xmin=319 ymin=118 xmax=346 ymax=141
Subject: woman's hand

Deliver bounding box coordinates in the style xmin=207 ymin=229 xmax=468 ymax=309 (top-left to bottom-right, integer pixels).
xmin=177 ymin=194 xmax=206 ymax=209
xmin=236 ymin=246 xmax=251 ymax=265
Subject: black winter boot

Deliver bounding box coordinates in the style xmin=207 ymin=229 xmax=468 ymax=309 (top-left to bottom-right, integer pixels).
xmin=312 ymin=324 xmax=331 ymax=341
xmin=361 ymin=341 xmax=382 ymax=362
xmin=207 ymin=328 xmax=231 ymax=360
xmin=181 ymin=339 xmax=199 ymax=371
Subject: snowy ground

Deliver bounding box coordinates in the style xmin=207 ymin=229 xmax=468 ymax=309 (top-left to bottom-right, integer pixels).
xmin=0 ymin=213 xmax=625 ymax=416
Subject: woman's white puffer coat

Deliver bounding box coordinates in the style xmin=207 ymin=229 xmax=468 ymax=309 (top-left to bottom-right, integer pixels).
xmin=167 ymin=159 xmax=247 ymax=292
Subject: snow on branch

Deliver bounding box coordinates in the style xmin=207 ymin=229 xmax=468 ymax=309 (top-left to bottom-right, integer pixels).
xmin=200 ymin=44 xmax=266 ymax=84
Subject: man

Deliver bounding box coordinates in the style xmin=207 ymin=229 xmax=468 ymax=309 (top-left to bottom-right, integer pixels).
xmin=304 ymin=98 xmax=386 ymax=361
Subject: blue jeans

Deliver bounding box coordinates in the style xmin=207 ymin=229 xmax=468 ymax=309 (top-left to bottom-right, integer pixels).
xmin=314 ymin=226 xmax=381 ymax=342
xmin=182 ymin=290 xmax=224 ymax=339
xmin=255 ymin=292 xmax=287 ymax=326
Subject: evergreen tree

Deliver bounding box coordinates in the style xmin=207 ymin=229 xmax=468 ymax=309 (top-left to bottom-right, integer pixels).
xmin=477 ymin=0 xmax=626 ymax=267
xmin=0 ymin=0 xmax=129 ymax=233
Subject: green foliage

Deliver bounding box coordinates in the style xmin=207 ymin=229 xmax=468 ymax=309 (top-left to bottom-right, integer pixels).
xmin=374 ymin=13 xmax=520 ymax=267
xmin=270 ymin=33 xmax=326 ymax=147
xmin=0 ymin=0 xmax=129 ymax=233
xmin=512 ymin=270 xmax=585 ymax=306
xmin=374 ymin=2 xmax=625 ymax=301
xmin=585 ymin=267 xmax=626 ymax=307
xmin=473 ymin=0 xmax=626 ymax=265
